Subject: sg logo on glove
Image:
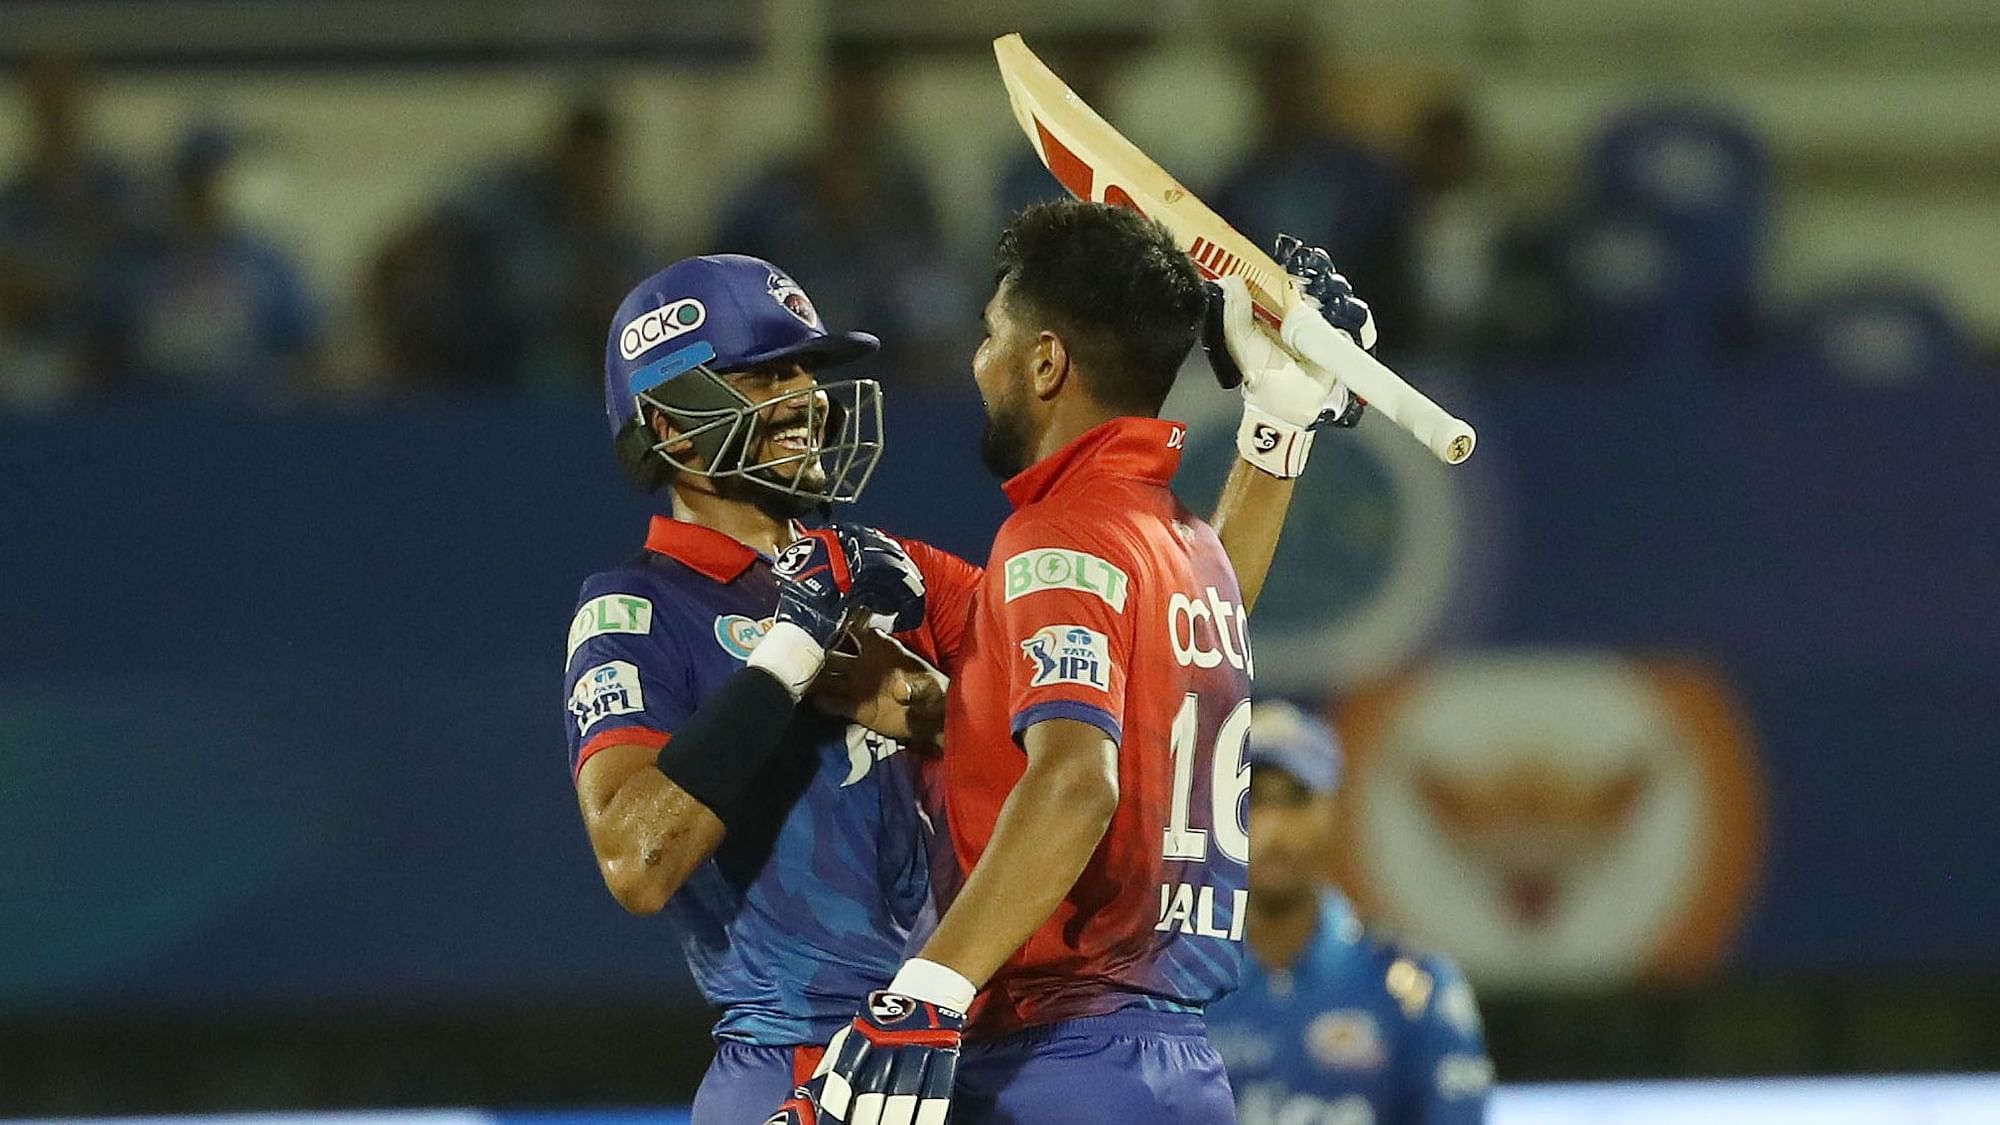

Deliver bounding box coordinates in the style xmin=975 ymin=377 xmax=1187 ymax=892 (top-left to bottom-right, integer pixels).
xmin=869 ymin=993 xmax=915 ymax=1021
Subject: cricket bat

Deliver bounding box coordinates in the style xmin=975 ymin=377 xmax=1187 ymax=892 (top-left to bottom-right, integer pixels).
xmin=993 ymin=33 xmax=1477 ymax=465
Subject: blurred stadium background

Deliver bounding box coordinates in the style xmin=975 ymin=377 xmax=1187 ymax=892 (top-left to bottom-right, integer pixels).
xmin=2 ymin=0 xmax=1997 ymax=1120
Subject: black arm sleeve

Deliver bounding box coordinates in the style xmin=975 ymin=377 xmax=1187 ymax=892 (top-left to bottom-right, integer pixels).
xmin=653 ymin=665 xmax=799 ymax=820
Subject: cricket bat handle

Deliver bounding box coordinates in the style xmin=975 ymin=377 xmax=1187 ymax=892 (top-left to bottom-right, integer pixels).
xmin=1280 ymin=303 xmax=1477 ymax=465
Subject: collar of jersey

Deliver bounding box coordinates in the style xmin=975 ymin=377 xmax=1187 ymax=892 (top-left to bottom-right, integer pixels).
xmin=643 ymin=515 xmax=761 ymax=583
xmin=1002 ymin=415 xmax=1186 ymax=510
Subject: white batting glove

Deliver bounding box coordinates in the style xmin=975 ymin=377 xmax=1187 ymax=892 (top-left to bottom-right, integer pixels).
xmin=1211 ymin=275 xmax=1365 ymax=478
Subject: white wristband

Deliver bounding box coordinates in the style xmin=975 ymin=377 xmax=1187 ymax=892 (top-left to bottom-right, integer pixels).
xmin=1237 ymin=404 xmax=1315 ymax=479
xmin=888 ymin=957 xmax=977 ymax=1015
xmin=744 ymin=620 xmax=826 ymax=700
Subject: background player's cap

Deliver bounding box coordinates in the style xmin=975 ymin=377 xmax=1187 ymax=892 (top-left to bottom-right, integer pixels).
xmin=1247 ymin=700 xmax=1343 ymax=794
xmin=603 ymin=254 xmax=880 ymax=437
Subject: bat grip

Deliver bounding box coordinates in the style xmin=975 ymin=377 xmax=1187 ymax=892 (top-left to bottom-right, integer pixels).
xmin=1280 ymin=305 xmax=1477 ymax=465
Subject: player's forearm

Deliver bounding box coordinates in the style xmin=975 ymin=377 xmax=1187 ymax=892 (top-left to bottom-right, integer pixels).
xmin=917 ymin=721 xmax=1119 ymax=987
xmin=1211 ymin=457 xmax=1297 ymax=613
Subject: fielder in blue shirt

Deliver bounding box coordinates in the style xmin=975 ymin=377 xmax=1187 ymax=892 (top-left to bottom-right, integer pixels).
xmin=1208 ymin=702 xmax=1493 ymax=1125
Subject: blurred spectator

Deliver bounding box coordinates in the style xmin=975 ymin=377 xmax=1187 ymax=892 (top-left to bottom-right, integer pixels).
xmin=715 ymin=52 xmax=970 ymax=387
xmin=1408 ymin=99 xmax=1501 ymax=360
xmin=366 ymin=206 xmax=514 ymax=393
xmin=0 ymin=54 xmax=142 ymax=408
xmin=1583 ymin=102 xmax=1772 ymax=362
xmin=1481 ymin=101 xmax=1774 ymax=376
xmin=88 ymin=125 xmax=320 ymax=398
xmin=368 ymin=100 xmax=653 ymax=394
xmin=1212 ymin=40 xmax=1416 ymax=348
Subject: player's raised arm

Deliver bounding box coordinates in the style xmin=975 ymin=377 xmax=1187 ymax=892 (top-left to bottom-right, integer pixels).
xmin=1205 ymin=239 xmax=1375 ymax=612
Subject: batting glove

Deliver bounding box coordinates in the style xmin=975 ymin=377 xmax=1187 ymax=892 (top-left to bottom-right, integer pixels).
xmin=842 ymin=526 xmax=928 ymax=636
xmin=754 ymin=526 xmax=926 ymax=699
xmin=1202 ymin=236 xmax=1374 ymax=478
xmin=797 ymin=959 xmax=973 ymax=1125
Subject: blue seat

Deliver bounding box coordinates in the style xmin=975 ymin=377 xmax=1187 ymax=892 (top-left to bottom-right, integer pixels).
xmin=1779 ymin=283 xmax=1971 ymax=384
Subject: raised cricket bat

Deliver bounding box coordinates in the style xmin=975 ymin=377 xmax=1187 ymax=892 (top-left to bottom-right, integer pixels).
xmin=993 ymin=33 xmax=1476 ymax=465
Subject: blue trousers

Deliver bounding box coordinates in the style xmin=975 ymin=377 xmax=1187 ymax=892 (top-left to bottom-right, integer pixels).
xmin=953 ymin=1010 xmax=1237 ymax=1125
xmin=693 ymin=1011 xmax=1235 ymax=1125
xmin=690 ymin=1041 xmax=821 ymax=1125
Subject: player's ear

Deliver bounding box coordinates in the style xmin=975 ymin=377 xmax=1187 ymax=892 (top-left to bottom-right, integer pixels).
xmin=1030 ymin=330 xmax=1070 ymax=401
xmin=649 ymin=408 xmax=695 ymax=456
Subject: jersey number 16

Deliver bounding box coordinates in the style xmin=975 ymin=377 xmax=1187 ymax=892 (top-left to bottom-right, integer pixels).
xmin=1162 ymin=694 xmax=1253 ymax=866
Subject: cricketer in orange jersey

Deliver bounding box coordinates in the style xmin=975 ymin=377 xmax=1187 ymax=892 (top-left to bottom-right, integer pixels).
xmin=788 ymin=201 xmax=1375 ymax=1125
xmin=941 ymin=413 xmax=1254 ymax=1035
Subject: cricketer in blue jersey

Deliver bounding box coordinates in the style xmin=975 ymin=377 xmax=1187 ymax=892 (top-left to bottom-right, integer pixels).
xmin=565 ymin=253 xmax=983 ymax=1125
xmin=1208 ymin=702 xmax=1493 ymax=1125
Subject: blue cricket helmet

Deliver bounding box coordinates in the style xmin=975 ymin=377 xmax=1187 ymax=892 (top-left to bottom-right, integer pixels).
xmin=605 ymin=254 xmax=878 ymax=438
xmin=605 ymin=255 xmax=885 ymax=505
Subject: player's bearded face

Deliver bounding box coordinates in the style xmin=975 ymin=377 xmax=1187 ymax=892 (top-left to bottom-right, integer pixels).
xmin=978 ymin=373 xmax=1034 ymax=480
xmin=973 ymin=290 xmax=1037 ymax=480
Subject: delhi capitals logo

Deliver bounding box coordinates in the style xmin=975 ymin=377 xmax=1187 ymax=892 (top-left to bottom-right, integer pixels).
xmin=714 ymin=614 xmax=773 ymax=661
xmin=842 ymin=724 xmax=902 ymax=787
xmin=767 ymin=269 xmax=821 ymax=329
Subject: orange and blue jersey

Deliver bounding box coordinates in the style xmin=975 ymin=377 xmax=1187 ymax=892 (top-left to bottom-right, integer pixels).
xmin=563 ymin=515 xmax=979 ymax=1046
xmin=1208 ymin=892 xmax=1493 ymax=1125
xmin=933 ymin=416 xmax=1255 ymax=1039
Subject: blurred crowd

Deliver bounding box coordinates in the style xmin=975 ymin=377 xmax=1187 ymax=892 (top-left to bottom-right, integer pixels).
xmin=0 ymin=45 xmax=1980 ymax=411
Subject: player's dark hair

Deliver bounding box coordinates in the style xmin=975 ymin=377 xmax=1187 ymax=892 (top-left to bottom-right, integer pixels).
xmin=994 ymin=200 xmax=1206 ymax=415
xmin=614 ymin=412 xmax=677 ymax=493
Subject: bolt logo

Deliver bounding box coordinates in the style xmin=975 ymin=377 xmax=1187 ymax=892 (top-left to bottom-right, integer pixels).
xmin=618 ymin=298 xmax=706 ymax=361
xmin=1003 ymin=547 xmax=1128 ymax=610
xmin=1020 ymin=624 xmax=1111 ymax=690
xmin=568 ymin=594 xmax=653 ymax=661
xmin=767 ymin=270 xmax=821 ymax=329
xmin=1333 ymin=651 xmax=1762 ymax=989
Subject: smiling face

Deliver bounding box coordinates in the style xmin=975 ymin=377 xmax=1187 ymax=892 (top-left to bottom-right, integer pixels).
xmin=660 ymin=358 xmax=832 ymax=482
xmin=726 ymin=359 xmax=833 ymax=491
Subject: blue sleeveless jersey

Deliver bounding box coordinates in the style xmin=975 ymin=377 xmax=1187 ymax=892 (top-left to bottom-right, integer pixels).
xmin=562 ymin=516 xmax=978 ymax=1045
xmin=1207 ymin=893 xmax=1493 ymax=1125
